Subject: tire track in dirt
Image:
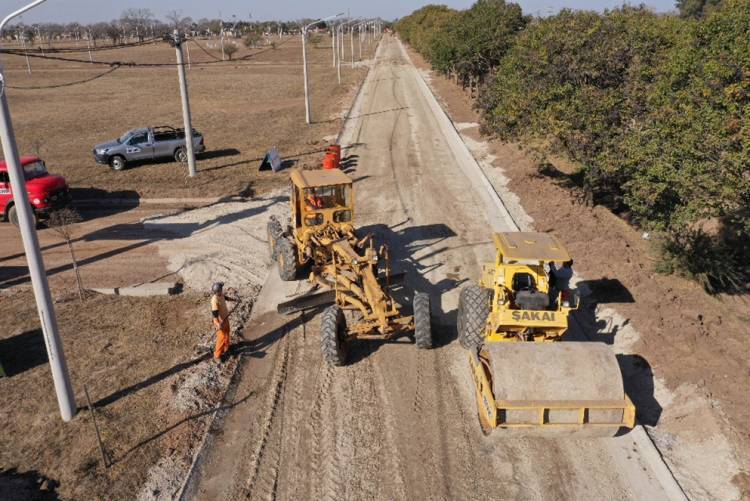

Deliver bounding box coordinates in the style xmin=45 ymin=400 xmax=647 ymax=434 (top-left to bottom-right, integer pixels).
xmin=277 ymin=313 xmax=319 ymax=500
xmin=240 ymin=330 xmax=292 ymax=500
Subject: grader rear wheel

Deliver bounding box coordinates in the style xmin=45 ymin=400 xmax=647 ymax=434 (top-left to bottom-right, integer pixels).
xmin=413 ymin=292 xmax=433 ymax=349
xmin=458 ymin=284 xmax=492 ymax=350
xmin=320 ymin=305 xmax=347 ymax=366
xmin=276 ymin=238 xmax=298 ymax=281
xmin=267 ymin=218 xmax=282 ymax=259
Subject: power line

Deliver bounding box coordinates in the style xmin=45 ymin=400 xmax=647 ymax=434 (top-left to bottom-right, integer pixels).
xmin=12 ymin=36 xmax=162 ymax=54
xmin=6 ymin=64 xmax=120 ymax=89
xmin=0 ymin=35 xmax=295 ymax=69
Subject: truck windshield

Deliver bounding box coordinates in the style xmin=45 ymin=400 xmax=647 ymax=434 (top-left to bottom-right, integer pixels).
xmin=118 ymin=131 xmax=133 ymax=144
xmin=23 ymin=160 xmax=47 ymax=180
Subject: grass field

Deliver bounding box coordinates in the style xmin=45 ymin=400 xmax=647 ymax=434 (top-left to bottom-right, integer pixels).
xmin=2 ymin=35 xmax=370 ymax=199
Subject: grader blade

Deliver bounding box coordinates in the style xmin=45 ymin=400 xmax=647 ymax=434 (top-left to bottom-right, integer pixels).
xmin=477 ymin=342 xmax=635 ymax=437
xmin=277 ymin=290 xmax=336 ymax=315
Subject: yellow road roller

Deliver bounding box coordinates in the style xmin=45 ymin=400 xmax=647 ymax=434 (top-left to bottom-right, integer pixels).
xmin=457 ymin=232 xmax=635 ymax=436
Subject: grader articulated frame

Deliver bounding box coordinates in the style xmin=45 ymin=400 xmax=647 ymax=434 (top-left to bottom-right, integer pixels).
xmin=268 ymin=169 xmax=432 ymax=365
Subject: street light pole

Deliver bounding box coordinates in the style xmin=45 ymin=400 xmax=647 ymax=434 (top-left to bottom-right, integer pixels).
xmin=303 ymin=13 xmax=343 ymax=125
xmin=0 ymin=0 xmax=77 ymax=423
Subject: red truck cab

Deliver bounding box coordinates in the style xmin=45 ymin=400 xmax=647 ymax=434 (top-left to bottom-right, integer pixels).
xmin=0 ymin=156 xmax=71 ymax=226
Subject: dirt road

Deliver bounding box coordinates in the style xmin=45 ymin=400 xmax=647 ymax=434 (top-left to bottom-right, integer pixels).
xmin=183 ymin=35 xmax=684 ymax=500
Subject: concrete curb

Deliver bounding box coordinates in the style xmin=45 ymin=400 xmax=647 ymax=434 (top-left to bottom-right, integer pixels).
xmin=90 ymin=282 xmax=180 ymax=297
xmin=74 ymin=196 xmax=247 ymax=209
xmin=397 ymin=37 xmax=688 ymax=501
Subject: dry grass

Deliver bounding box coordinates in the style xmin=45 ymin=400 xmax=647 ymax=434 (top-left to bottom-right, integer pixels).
xmin=0 ymin=289 xmax=213 ymax=499
xmin=2 ymin=35 xmax=372 ymax=199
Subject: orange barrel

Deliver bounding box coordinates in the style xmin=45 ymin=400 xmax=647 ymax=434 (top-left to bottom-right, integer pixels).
xmin=322 ymin=155 xmax=336 ymax=170
xmin=327 ymin=144 xmax=342 ymax=167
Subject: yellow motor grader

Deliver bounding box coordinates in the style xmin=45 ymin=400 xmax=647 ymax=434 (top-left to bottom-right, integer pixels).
xmin=458 ymin=232 xmax=635 ymax=436
xmin=268 ymin=169 xmax=432 ymax=365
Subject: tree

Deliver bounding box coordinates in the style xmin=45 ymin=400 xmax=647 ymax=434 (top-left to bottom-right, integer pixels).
xmin=676 ymin=0 xmax=723 ymax=17
xmin=103 ymin=21 xmax=123 ymax=44
xmin=243 ymin=31 xmax=261 ymax=48
xmin=48 ymin=208 xmax=86 ymax=301
xmin=120 ymin=8 xmax=154 ymax=41
xmin=223 ymin=43 xmax=238 ymax=60
xmin=165 ymin=10 xmax=194 ymax=32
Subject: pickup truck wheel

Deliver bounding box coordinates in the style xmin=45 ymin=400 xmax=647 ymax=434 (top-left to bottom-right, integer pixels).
xmin=7 ymin=205 xmax=37 ymax=228
xmin=109 ymin=155 xmax=126 ymax=171
xmin=7 ymin=205 xmax=18 ymax=227
xmin=174 ymin=147 xmax=188 ymax=163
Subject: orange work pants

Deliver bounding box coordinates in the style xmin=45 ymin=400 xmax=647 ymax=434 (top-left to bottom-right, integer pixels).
xmin=214 ymin=320 xmax=230 ymax=359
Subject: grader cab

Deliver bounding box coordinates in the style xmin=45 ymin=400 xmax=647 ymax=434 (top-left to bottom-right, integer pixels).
xmin=458 ymin=232 xmax=635 ymax=436
xmin=267 ymin=169 xmax=432 ymax=366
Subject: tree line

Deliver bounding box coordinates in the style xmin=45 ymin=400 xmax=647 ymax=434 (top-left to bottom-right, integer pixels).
xmin=0 ymin=9 xmax=308 ymax=47
xmin=397 ymin=0 xmax=749 ymax=293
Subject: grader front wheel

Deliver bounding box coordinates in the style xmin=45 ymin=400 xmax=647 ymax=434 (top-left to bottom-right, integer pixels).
xmin=414 ymin=292 xmax=433 ymax=349
xmin=457 ymin=284 xmax=492 ymax=350
xmin=276 ymin=238 xmax=298 ymax=281
xmin=321 ymin=305 xmax=347 ymax=366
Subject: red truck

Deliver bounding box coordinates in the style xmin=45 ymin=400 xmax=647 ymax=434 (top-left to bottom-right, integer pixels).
xmin=0 ymin=156 xmax=71 ymax=226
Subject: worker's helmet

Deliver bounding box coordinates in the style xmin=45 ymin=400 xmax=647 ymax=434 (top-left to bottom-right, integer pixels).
xmin=212 ymin=282 xmax=224 ymax=294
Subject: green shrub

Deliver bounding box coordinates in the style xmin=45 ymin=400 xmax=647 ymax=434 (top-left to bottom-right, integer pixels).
xmin=398 ymin=1 xmax=750 ymax=292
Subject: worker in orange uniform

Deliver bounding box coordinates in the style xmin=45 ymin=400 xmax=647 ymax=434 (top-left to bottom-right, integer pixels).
xmin=306 ymin=189 xmax=324 ymax=209
xmin=211 ymin=282 xmax=238 ymax=363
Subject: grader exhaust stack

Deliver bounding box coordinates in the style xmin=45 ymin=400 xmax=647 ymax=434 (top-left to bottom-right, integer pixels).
xmin=268 ymin=168 xmax=432 ymax=366
xmin=459 ymin=232 xmax=635 ymax=436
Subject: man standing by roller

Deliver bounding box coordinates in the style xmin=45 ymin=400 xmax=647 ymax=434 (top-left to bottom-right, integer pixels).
xmin=211 ymin=282 xmax=238 ymax=363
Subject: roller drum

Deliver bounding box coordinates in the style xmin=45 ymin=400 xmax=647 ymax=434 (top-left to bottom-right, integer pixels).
xmin=486 ymin=342 xmax=628 ymax=437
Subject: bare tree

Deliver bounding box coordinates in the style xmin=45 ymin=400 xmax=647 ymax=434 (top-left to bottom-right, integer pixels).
xmin=48 ymin=208 xmax=86 ymax=301
xmin=120 ymin=8 xmax=154 ymax=42
xmin=165 ymin=10 xmax=194 ymax=32
xmin=103 ymin=22 xmax=122 ymax=44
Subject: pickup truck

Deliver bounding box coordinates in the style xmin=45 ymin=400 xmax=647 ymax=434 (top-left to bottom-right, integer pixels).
xmin=1 ymin=156 xmax=71 ymax=226
xmin=92 ymin=126 xmax=205 ymax=171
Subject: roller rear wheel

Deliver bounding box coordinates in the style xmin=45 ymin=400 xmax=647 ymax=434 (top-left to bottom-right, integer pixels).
xmin=457 ymin=284 xmax=492 ymax=350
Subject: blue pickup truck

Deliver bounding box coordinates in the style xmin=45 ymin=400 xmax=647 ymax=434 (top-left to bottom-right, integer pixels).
xmin=93 ymin=125 xmax=205 ymax=171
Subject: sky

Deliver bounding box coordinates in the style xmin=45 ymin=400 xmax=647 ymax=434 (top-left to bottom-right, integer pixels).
xmin=6 ymin=0 xmax=678 ymax=25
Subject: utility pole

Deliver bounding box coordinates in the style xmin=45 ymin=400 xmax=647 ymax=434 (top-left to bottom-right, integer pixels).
xmin=170 ymin=30 xmax=197 ymax=176
xmin=1 ymin=0 xmax=76 ymax=423
xmin=21 ymin=37 xmax=31 ymax=74
xmin=186 ymin=38 xmax=192 ymax=70
xmin=350 ymin=25 xmax=354 ymax=67
xmin=331 ymin=23 xmax=336 ymax=68
xmin=337 ymin=25 xmax=342 ymax=84
xmin=220 ymin=25 xmax=226 ymax=60
xmin=86 ymin=31 xmax=93 ymax=63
